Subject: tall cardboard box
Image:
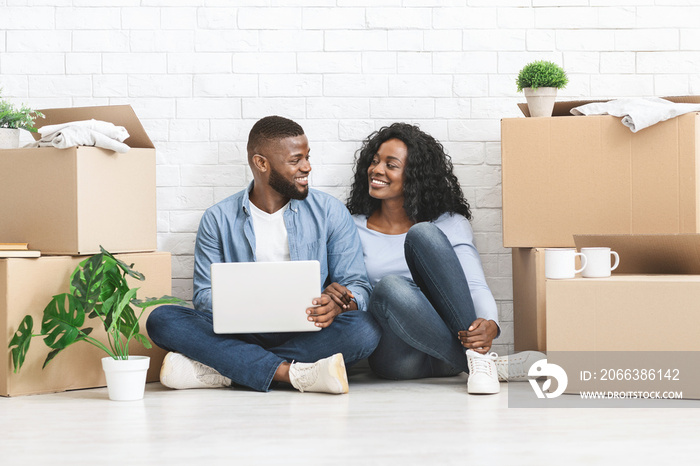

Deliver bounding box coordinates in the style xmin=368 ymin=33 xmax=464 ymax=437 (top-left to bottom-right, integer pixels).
xmin=501 ymin=97 xmax=700 ymax=248
xmin=1 ymin=252 xmax=172 ymax=396
xmin=512 ymin=247 xmax=547 ymax=352
xmin=546 ymin=235 xmax=700 ymax=399
xmin=0 ymin=105 xmax=156 ymax=255
xmin=511 ymin=247 xmax=584 ymax=352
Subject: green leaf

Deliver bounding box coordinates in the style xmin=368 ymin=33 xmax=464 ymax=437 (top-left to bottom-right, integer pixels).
xmin=41 ymin=294 xmax=85 ymax=350
xmin=100 ymin=246 xmax=145 ymax=281
xmin=43 ymin=348 xmax=63 ymax=369
xmin=118 ymin=305 xmax=139 ymax=335
xmin=9 ymin=315 xmax=34 ymax=373
xmin=132 ymin=295 xmax=186 ymax=308
xmin=42 ymin=327 xmax=94 ymax=369
xmin=133 ymin=333 xmax=152 ymax=349
xmin=99 ymin=291 xmax=120 ymax=330
xmin=109 ymin=288 xmax=138 ymax=334
xmin=70 ymin=253 xmax=105 ymax=315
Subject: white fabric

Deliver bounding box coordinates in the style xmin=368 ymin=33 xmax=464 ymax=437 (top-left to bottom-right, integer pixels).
xmin=249 ymin=201 xmax=291 ymax=262
xmin=27 ymin=119 xmax=130 ymax=153
xmin=571 ymin=97 xmax=700 ymax=133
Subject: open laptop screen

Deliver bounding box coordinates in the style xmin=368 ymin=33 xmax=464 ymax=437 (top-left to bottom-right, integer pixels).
xmin=211 ymin=260 xmax=322 ymax=334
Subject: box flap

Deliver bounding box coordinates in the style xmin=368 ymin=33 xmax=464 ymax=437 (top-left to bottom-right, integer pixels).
xmin=574 ymin=234 xmax=700 ymax=274
xmin=518 ymin=95 xmax=700 ymax=117
xmin=517 ymin=99 xmax=608 ymax=117
xmin=32 ymin=105 xmax=154 ymax=149
xmin=663 ymin=95 xmax=700 ymax=105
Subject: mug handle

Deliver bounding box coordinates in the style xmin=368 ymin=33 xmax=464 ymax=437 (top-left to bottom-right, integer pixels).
xmin=610 ymin=251 xmax=620 ymax=271
xmin=574 ymin=253 xmax=587 ymax=274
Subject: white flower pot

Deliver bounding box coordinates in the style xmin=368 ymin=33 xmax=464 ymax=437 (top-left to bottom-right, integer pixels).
xmin=523 ymin=87 xmax=558 ymax=118
xmin=0 ymin=128 xmax=20 ymax=149
xmin=102 ymin=356 xmax=150 ymax=401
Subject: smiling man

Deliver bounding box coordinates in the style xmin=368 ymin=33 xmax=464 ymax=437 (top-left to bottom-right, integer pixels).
xmin=147 ymin=116 xmax=380 ymax=394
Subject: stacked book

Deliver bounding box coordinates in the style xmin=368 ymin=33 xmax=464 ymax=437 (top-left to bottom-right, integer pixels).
xmin=0 ymin=243 xmax=40 ymax=258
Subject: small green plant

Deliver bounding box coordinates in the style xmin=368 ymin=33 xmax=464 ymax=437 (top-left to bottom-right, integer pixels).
xmin=0 ymin=89 xmax=44 ymax=133
xmin=516 ymin=61 xmax=569 ymax=92
xmin=9 ymin=247 xmax=184 ymax=373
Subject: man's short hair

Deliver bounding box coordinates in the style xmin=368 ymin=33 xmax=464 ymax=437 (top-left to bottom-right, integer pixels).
xmin=247 ymin=116 xmax=305 ymax=157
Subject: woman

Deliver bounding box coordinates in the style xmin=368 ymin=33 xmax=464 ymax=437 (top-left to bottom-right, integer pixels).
xmin=335 ymin=123 xmax=541 ymax=394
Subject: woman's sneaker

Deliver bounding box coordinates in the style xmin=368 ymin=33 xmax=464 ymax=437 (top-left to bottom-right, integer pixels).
xmin=160 ymin=352 xmax=231 ymax=389
xmin=466 ymin=350 xmax=500 ymax=394
xmin=289 ymin=353 xmax=349 ymax=394
xmin=493 ymin=351 xmax=546 ymax=382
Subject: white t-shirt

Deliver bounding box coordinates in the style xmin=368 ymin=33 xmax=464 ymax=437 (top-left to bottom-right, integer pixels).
xmin=249 ymin=201 xmax=291 ymax=262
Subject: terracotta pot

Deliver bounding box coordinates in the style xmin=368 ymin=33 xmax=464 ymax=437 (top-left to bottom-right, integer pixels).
xmin=523 ymin=87 xmax=558 ymax=118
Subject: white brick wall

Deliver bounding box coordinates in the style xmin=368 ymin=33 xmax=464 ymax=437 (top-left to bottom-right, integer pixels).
xmin=3 ymin=2 xmax=700 ymax=354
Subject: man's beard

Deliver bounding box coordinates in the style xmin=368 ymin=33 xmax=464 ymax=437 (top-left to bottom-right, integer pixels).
xmin=268 ymin=166 xmax=308 ymax=200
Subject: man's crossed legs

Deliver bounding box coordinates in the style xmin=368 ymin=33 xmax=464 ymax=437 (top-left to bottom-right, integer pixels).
xmin=146 ymin=306 xmax=381 ymax=394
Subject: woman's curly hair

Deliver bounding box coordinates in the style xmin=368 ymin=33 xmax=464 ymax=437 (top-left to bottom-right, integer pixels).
xmin=346 ymin=123 xmax=472 ymax=222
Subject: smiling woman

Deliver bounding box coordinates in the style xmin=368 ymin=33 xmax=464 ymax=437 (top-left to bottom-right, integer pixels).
xmin=344 ymin=123 xmax=542 ymax=395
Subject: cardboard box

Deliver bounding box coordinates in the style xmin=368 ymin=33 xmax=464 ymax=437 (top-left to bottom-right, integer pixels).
xmin=512 ymin=247 xmax=586 ymax=352
xmin=1 ymin=252 xmax=171 ymax=396
xmin=501 ymin=96 xmax=700 ymax=247
xmin=546 ymin=275 xmax=700 ymax=399
xmin=512 ymin=247 xmax=547 ymax=352
xmin=0 ymin=105 xmax=156 ymax=255
xmin=546 ymin=235 xmax=700 ymax=399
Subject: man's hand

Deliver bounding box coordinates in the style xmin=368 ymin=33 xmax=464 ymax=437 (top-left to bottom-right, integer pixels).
xmin=457 ymin=318 xmax=498 ymax=354
xmin=322 ymin=283 xmax=355 ymax=310
xmin=306 ymin=294 xmax=344 ymax=328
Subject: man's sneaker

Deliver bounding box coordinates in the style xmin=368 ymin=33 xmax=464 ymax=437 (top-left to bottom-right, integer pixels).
xmin=288 ymin=353 xmax=349 ymax=394
xmin=494 ymin=351 xmax=546 ymax=382
xmin=160 ymin=352 xmax=231 ymax=390
xmin=466 ymin=350 xmax=500 ymax=395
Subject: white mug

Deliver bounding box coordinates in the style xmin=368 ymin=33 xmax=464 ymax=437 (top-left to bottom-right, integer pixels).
xmin=580 ymin=247 xmax=620 ymax=278
xmin=545 ymin=248 xmax=587 ymax=279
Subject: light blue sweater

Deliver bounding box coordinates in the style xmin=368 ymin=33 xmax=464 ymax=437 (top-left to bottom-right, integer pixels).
xmin=353 ymin=213 xmax=499 ymax=328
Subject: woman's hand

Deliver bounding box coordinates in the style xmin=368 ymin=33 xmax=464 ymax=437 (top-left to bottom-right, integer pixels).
xmin=322 ymin=283 xmax=356 ymax=311
xmin=458 ymin=318 xmax=498 ymax=354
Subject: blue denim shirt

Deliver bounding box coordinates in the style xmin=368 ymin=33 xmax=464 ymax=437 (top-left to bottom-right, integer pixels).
xmin=193 ymin=183 xmax=371 ymax=314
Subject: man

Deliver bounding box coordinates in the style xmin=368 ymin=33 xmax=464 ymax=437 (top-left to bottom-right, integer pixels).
xmin=147 ymin=116 xmax=380 ymax=394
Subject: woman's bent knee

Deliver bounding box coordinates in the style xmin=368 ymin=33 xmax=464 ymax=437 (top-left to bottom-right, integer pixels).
xmin=406 ymin=222 xmax=443 ymax=245
xmin=369 ymin=275 xmax=413 ymax=312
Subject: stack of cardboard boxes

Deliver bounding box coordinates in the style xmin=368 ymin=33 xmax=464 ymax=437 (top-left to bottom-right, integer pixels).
xmin=502 ymin=97 xmax=700 ymax=397
xmin=0 ymin=106 xmax=172 ymax=396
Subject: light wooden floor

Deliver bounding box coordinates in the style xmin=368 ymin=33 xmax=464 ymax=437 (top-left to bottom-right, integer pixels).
xmin=3 ymin=367 xmax=700 ymax=465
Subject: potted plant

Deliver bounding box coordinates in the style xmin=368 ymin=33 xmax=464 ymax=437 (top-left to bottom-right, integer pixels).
xmin=8 ymin=247 xmax=184 ymax=401
xmin=0 ymin=90 xmax=44 ymax=149
xmin=516 ymin=61 xmax=569 ymax=118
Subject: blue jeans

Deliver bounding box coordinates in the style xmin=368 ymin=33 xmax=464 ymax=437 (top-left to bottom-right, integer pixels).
xmin=368 ymin=223 xmax=477 ymax=380
xmin=146 ymin=306 xmax=381 ymax=392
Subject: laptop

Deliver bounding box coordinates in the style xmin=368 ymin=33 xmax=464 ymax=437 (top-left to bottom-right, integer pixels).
xmin=211 ymin=260 xmax=322 ymax=334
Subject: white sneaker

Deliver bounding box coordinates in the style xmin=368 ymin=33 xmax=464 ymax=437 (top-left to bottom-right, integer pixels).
xmin=288 ymin=353 xmax=349 ymax=394
xmin=160 ymin=352 xmax=231 ymax=390
xmin=494 ymin=351 xmax=546 ymax=382
xmin=466 ymin=350 xmax=500 ymax=395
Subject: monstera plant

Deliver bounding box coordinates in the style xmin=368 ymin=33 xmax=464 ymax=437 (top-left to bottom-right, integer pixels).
xmin=9 ymin=247 xmax=183 ymax=400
